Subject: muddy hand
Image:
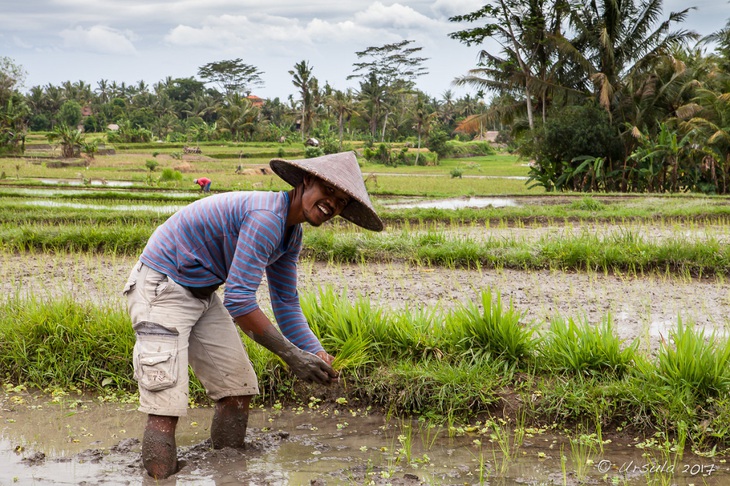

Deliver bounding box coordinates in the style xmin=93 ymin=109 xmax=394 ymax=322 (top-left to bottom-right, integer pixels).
xmin=243 ymin=323 xmax=337 ymax=385
xmin=290 ymin=348 xmax=338 ymax=384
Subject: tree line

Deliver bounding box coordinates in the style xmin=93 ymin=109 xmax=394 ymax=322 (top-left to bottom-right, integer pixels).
xmin=1 ymin=0 xmax=730 ymax=193
xmin=0 ymin=40 xmax=483 ymax=161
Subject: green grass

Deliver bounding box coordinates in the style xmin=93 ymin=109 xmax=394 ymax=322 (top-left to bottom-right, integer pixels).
xmin=538 ymin=314 xmax=637 ymax=378
xmin=0 ymin=216 xmax=729 ymax=278
xmin=4 ymin=286 xmax=730 ymax=450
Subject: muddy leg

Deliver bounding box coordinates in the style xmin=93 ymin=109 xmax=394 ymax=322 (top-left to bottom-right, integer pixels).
xmin=211 ymin=395 xmax=251 ymax=449
xmin=142 ymin=414 xmax=179 ymax=479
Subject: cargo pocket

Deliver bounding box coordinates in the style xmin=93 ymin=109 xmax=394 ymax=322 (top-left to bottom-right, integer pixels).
xmin=133 ymin=337 xmax=179 ymax=392
xmin=123 ymin=279 xmax=136 ymax=296
xmin=123 ymin=261 xmax=143 ymax=296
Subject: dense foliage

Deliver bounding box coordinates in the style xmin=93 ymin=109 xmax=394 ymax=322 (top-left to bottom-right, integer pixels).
xmin=2 ymin=4 xmax=730 ymax=192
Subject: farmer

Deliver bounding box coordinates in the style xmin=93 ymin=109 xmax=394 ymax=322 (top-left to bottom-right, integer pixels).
xmin=123 ymin=151 xmax=383 ymax=479
xmin=194 ymin=177 xmax=212 ymax=192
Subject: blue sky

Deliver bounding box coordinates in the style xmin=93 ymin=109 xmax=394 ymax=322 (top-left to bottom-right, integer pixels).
xmin=1 ymin=0 xmax=727 ymax=101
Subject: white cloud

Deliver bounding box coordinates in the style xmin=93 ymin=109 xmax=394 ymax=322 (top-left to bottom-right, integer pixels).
xmin=59 ymin=26 xmax=137 ymax=55
xmin=430 ymin=0 xmax=484 ymax=18
xmin=300 ymin=18 xmax=377 ymax=44
xmin=165 ymin=23 xmax=246 ymax=49
xmin=354 ymin=2 xmax=441 ymax=31
xmin=164 ymin=13 xmax=381 ymax=53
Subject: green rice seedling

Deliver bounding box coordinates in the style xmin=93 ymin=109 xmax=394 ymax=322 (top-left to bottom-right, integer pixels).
xmin=447 ymin=287 xmax=535 ymax=366
xmin=370 ymin=304 xmax=444 ymax=362
xmin=0 ymin=296 xmax=135 ymax=391
xmin=651 ymin=318 xmax=730 ymax=401
xmin=396 ymin=419 xmax=415 ymax=464
xmin=416 ymin=417 xmax=442 ymax=452
xmin=570 ymin=196 xmax=606 ymax=212
xmin=538 ymin=314 xmax=638 ymax=378
xmin=568 ymin=431 xmax=599 ymax=482
xmin=300 ymin=286 xmax=378 ymax=374
xmin=487 ymin=417 xmax=520 ymax=476
xmin=637 ymin=431 xmax=681 ymax=486
xmin=559 ymin=443 xmax=569 ymax=486
xmin=466 ymin=441 xmax=491 ymax=485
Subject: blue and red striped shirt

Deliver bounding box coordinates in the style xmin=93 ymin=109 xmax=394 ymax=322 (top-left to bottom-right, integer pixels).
xmin=139 ymin=191 xmax=323 ymax=354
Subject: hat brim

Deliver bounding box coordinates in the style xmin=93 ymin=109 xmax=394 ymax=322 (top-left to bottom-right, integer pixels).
xmin=270 ymin=156 xmax=383 ymax=232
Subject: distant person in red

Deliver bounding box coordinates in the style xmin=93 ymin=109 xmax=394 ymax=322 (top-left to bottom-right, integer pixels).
xmin=194 ymin=177 xmax=211 ymax=192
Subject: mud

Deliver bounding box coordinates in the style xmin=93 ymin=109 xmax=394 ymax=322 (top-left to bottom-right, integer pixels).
xmin=1 ymin=221 xmax=729 ymax=483
xmin=2 ymin=391 xmax=729 ymax=485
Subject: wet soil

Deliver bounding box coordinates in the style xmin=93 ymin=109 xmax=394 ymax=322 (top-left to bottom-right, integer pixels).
xmin=2 ymin=391 xmax=729 ymax=485
xmin=3 ymin=240 xmax=728 ymax=352
xmin=1 ymin=221 xmax=729 ymax=484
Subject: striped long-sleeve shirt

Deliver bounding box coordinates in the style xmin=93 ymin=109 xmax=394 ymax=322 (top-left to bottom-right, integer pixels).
xmin=139 ymin=190 xmax=323 ymax=354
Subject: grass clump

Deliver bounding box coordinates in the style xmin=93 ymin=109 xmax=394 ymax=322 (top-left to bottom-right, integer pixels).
xmin=646 ymin=319 xmax=730 ymax=401
xmin=447 ymin=288 xmax=535 ymax=366
xmin=0 ymin=297 xmax=135 ymax=391
xmin=538 ymin=314 xmax=637 ymax=378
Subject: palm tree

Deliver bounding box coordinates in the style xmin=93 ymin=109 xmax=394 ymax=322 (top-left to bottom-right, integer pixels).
xmin=184 ymin=93 xmax=221 ymax=123
xmin=95 ymin=79 xmax=110 ymax=103
xmin=46 ymin=123 xmax=84 ymax=158
xmin=357 ymin=71 xmax=387 ymax=140
xmin=411 ymin=95 xmax=437 ymax=165
xmin=217 ymin=94 xmax=258 ymax=142
xmin=289 ymin=60 xmax=318 ymax=140
xmin=553 ymin=0 xmax=697 ymax=119
xmin=326 ymin=89 xmax=357 ymax=150
xmin=438 ymin=90 xmax=457 ymax=130
xmin=677 ymin=85 xmax=730 ymax=193
xmin=451 ymin=0 xmax=567 ymax=130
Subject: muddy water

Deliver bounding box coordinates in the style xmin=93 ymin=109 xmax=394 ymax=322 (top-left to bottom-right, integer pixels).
xmin=1 ymin=392 xmax=728 ymax=485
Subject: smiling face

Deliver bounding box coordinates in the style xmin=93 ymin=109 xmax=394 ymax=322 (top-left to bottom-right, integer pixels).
xmin=300 ymin=175 xmax=351 ymax=227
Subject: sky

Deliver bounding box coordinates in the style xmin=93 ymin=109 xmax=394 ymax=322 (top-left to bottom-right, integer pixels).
xmin=1 ymin=0 xmax=728 ymax=102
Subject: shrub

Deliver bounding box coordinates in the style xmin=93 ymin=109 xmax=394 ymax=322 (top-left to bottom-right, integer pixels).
xmin=522 ymin=104 xmax=623 ymax=191
xmin=443 ymin=140 xmax=496 ymax=158
xmin=145 ymin=159 xmax=159 ymax=172
xmin=305 ymin=146 xmax=324 ymax=158
xmin=159 ymin=168 xmax=183 ymax=182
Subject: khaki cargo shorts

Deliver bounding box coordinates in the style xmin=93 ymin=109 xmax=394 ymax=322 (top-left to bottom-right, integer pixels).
xmin=123 ymin=261 xmax=259 ymax=417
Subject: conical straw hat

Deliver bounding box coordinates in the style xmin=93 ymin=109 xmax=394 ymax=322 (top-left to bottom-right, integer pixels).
xmin=269 ymin=151 xmax=383 ymax=231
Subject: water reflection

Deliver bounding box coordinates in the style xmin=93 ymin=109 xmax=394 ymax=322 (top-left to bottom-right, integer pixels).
xmin=1 ymin=399 xmax=726 ymax=485
xmin=386 ymin=197 xmax=519 ymax=210
xmin=24 ymin=200 xmax=184 ymax=214
xmin=38 ymin=178 xmax=134 ymax=187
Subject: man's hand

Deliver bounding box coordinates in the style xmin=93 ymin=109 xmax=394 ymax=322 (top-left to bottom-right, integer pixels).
xmin=235 ymin=310 xmax=338 ymax=385
xmin=288 ymin=348 xmax=338 ymax=384
xmin=316 ymin=351 xmax=335 ymax=366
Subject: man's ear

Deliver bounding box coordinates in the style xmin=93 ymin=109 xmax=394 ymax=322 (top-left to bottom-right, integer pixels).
xmin=302 ymin=174 xmax=313 ymax=187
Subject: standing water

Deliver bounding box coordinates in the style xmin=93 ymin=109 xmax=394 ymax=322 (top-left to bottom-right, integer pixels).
xmin=0 ymin=391 xmax=727 ymax=485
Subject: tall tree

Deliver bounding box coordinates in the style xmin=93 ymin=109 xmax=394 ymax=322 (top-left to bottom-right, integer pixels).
xmin=553 ymin=0 xmax=697 ymax=118
xmin=0 ymin=57 xmax=27 ymax=106
xmin=198 ymin=59 xmax=264 ymax=96
xmin=0 ymin=57 xmax=29 ymax=154
xmin=450 ymin=0 xmax=567 ymax=130
xmin=289 ymin=60 xmax=319 ymax=139
xmin=217 ymin=94 xmax=258 ymax=142
xmin=349 ymin=40 xmax=429 ymax=140
xmin=326 ymin=88 xmax=357 ymax=150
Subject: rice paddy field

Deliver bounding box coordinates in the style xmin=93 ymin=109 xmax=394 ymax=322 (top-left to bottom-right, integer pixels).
xmin=1 ymin=139 xmax=730 ymax=484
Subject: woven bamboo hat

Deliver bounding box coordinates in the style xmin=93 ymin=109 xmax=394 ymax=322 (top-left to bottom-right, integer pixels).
xmin=270 ymin=151 xmax=383 ymax=232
